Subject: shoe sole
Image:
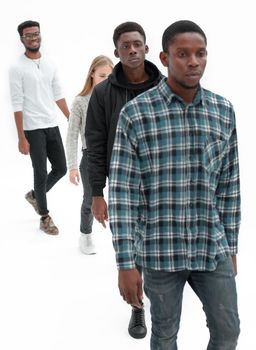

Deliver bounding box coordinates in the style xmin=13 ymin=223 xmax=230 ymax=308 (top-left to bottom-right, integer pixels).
xmin=80 ymin=249 xmax=96 ymax=255
xmin=40 ymin=226 xmax=59 ymax=235
xmin=128 ymin=329 xmax=147 ymax=339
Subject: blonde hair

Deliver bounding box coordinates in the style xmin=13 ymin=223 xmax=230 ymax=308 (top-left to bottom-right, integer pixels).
xmin=78 ymin=55 xmax=114 ymax=96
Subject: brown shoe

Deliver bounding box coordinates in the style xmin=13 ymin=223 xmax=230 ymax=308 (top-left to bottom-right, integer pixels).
xmin=40 ymin=216 xmax=59 ymax=235
xmin=25 ymin=190 xmax=39 ymax=214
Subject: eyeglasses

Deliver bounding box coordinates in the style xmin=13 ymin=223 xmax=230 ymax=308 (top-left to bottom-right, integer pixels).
xmin=21 ymin=32 xmax=41 ymax=40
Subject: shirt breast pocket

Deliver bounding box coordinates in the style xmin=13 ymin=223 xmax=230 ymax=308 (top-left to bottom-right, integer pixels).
xmin=202 ymin=136 xmax=228 ymax=174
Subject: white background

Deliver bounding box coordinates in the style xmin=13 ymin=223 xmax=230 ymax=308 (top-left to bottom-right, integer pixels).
xmin=0 ymin=0 xmax=255 ymax=349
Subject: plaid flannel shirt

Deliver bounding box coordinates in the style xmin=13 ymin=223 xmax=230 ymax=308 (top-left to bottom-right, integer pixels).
xmin=109 ymin=78 xmax=241 ymax=272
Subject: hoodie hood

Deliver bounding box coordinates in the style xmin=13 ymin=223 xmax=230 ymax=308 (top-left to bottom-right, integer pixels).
xmin=108 ymin=59 xmax=162 ymax=91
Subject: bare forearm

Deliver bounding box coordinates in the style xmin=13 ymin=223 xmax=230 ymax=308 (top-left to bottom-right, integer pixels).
xmin=56 ymin=98 xmax=70 ymax=119
xmin=14 ymin=111 xmax=29 ymax=154
xmin=14 ymin=111 xmax=26 ymax=140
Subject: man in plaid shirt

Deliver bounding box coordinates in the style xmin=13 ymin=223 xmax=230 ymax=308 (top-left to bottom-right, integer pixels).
xmin=109 ymin=20 xmax=240 ymax=349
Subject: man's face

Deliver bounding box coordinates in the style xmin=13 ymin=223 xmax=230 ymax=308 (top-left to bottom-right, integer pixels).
xmin=20 ymin=26 xmax=41 ymax=52
xmin=115 ymin=31 xmax=148 ymax=69
xmin=161 ymin=32 xmax=207 ymax=90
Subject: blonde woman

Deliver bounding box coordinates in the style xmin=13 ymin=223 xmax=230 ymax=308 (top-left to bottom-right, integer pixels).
xmin=66 ymin=55 xmax=113 ymax=254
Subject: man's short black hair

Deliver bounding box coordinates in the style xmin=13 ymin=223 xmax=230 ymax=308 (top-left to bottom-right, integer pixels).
xmin=162 ymin=20 xmax=207 ymax=52
xmin=113 ymin=21 xmax=146 ymax=47
xmin=17 ymin=20 xmax=40 ymax=37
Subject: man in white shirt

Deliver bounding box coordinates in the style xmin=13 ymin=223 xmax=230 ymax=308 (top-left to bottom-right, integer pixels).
xmin=9 ymin=20 xmax=70 ymax=235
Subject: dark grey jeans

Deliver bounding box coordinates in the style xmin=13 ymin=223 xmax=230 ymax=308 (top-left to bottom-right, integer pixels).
xmin=25 ymin=127 xmax=67 ymax=216
xmin=79 ymin=149 xmax=93 ymax=234
xmin=143 ymin=256 xmax=240 ymax=350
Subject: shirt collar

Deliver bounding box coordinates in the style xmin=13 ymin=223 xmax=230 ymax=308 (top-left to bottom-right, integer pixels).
xmin=158 ymin=77 xmax=206 ymax=107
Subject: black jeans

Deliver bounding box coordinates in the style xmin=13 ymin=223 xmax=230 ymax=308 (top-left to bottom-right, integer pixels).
xmin=79 ymin=149 xmax=93 ymax=234
xmin=25 ymin=127 xmax=67 ymax=215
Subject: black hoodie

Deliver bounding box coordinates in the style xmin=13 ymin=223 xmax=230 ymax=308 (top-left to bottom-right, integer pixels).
xmin=85 ymin=60 xmax=163 ymax=196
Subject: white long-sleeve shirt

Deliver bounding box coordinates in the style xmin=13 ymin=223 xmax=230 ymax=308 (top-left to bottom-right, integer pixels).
xmin=9 ymin=54 xmax=64 ymax=130
xmin=66 ymin=95 xmax=90 ymax=170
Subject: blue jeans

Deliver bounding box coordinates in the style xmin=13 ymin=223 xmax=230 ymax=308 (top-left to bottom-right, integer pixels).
xmin=79 ymin=149 xmax=93 ymax=234
xmin=143 ymin=257 xmax=240 ymax=350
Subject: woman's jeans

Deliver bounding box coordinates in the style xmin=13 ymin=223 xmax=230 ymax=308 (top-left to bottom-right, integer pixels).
xmin=143 ymin=256 xmax=240 ymax=350
xmin=25 ymin=127 xmax=67 ymax=216
xmin=79 ymin=149 xmax=93 ymax=234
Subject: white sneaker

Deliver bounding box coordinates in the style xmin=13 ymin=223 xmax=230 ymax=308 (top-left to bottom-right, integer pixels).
xmin=79 ymin=233 xmax=96 ymax=255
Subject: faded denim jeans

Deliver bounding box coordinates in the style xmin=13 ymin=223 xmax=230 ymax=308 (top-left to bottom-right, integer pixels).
xmin=143 ymin=256 xmax=240 ymax=350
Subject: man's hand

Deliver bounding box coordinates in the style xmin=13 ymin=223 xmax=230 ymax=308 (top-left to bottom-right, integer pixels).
xmin=118 ymin=269 xmax=143 ymax=308
xmin=92 ymin=196 xmax=108 ymax=228
xmin=231 ymin=255 xmax=237 ymax=275
xmin=69 ymin=169 xmax=80 ymax=185
xmin=18 ymin=137 xmax=30 ymax=155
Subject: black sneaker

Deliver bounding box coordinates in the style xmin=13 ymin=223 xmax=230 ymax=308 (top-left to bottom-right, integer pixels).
xmin=128 ymin=307 xmax=147 ymax=339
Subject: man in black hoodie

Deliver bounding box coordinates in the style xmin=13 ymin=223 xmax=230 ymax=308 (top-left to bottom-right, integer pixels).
xmin=85 ymin=21 xmax=163 ymax=339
